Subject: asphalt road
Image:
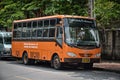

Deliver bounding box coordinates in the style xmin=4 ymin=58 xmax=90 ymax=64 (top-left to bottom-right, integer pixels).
xmin=0 ymin=58 xmax=120 ymax=80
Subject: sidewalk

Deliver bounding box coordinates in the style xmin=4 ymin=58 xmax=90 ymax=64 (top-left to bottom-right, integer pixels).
xmin=94 ymin=60 xmax=120 ymax=73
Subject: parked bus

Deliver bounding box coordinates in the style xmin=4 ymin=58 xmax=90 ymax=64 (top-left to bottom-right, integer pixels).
xmin=0 ymin=32 xmax=12 ymax=59
xmin=12 ymin=15 xmax=101 ymax=69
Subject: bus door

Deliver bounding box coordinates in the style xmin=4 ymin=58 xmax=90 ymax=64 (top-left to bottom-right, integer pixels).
xmin=56 ymin=26 xmax=63 ymax=47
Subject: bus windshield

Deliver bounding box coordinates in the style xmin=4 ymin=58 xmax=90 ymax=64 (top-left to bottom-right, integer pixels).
xmin=65 ymin=18 xmax=100 ymax=47
xmin=3 ymin=33 xmax=12 ymax=44
xmin=4 ymin=37 xmax=11 ymax=44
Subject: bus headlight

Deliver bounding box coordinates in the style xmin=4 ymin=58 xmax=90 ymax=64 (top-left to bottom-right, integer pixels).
xmin=95 ymin=53 xmax=101 ymax=57
xmin=67 ymin=52 xmax=77 ymax=57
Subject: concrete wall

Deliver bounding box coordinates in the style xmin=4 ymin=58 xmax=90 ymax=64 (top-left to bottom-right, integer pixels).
xmin=101 ymin=30 xmax=120 ymax=60
xmin=114 ymin=31 xmax=120 ymax=59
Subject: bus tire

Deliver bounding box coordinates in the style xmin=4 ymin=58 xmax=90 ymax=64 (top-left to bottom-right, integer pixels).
xmin=22 ymin=52 xmax=30 ymax=65
xmin=52 ymin=55 xmax=62 ymax=70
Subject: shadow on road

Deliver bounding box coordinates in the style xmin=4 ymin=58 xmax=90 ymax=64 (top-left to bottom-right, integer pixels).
xmin=1 ymin=58 xmax=120 ymax=74
xmin=0 ymin=57 xmax=16 ymax=61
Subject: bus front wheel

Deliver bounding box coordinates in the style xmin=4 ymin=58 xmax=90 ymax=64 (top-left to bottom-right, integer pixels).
xmin=52 ymin=55 xmax=62 ymax=70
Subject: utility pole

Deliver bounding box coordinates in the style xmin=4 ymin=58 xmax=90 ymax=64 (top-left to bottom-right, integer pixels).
xmin=88 ymin=0 xmax=95 ymax=18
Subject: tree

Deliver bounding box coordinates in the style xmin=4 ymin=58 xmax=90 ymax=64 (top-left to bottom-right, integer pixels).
xmin=0 ymin=0 xmax=25 ymax=28
xmin=95 ymin=0 xmax=120 ymax=29
xmin=0 ymin=0 xmax=88 ymax=28
xmin=3 ymin=0 xmax=120 ymax=29
xmin=45 ymin=0 xmax=88 ymax=16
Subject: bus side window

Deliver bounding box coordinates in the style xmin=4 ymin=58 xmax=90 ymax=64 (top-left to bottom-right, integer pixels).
xmin=33 ymin=21 xmax=37 ymax=28
xmin=43 ymin=29 xmax=48 ymax=37
xmin=37 ymin=29 xmax=43 ymax=37
xmin=44 ymin=20 xmax=49 ymax=27
xmin=50 ymin=19 xmax=56 ymax=27
xmin=13 ymin=23 xmax=22 ymax=39
xmin=13 ymin=31 xmax=17 ymax=38
xmin=49 ymin=28 xmax=55 ymax=37
xmin=27 ymin=22 xmax=31 ymax=28
xmin=22 ymin=22 xmax=27 ymax=37
xmin=14 ymin=23 xmax=17 ymax=29
xmin=38 ymin=21 xmax=43 ymax=27
xmin=32 ymin=29 xmax=37 ymax=37
xmin=13 ymin=31 xmax=21 ymax=38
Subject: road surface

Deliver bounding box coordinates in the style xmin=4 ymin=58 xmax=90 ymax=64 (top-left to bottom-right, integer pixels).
xmin=0 ymin=58 xmax=120 ymax=80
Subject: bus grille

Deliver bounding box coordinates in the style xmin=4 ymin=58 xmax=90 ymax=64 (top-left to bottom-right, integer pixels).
xmin=79 ymin=53 xmax=92 ymax=57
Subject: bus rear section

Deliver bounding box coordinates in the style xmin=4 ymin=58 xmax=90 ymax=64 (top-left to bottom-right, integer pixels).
xmin=12 ymin=15 xmax=101 ymax=69
xmin=0 ymin=32 xmax=12 ymax=59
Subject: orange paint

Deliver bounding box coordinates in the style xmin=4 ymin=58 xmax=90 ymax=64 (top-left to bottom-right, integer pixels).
xmin=12 ymin=15 xmax=101 ymax=66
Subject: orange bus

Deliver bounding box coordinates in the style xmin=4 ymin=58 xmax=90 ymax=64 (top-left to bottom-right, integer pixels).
xmin=12 ymin=15 xmax=101 ymax=69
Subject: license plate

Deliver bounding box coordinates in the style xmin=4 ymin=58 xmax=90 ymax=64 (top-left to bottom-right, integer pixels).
xmin=82 ymin=58 xmax=90 ymax=63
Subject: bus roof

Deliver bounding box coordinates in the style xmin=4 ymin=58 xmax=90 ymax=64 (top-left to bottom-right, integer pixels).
xmin=13 ymin=15 xmax=95 ymax=23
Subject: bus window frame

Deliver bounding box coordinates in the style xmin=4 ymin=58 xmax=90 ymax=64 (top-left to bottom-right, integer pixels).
xmin=13 ymin=18 xmax=61 ymax=40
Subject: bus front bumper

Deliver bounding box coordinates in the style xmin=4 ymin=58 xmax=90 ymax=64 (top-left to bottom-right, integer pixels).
xmin=64 ymin=58 xmax=100 ymax=63
xmin=0 ymin=51 xmax=12 ymax=58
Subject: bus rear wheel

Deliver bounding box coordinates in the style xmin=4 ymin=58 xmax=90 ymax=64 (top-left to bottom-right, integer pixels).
xmin=22 ymin=53 xmax=30 ymax=65
xmin=52 ymin=55 xmax=62 ymax=70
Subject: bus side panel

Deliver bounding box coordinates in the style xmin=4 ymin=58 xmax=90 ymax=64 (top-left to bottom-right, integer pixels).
xmin=12 ymin=41 xmax=27 ymax=58
xmin=46 ymin=41 xmax=63 ymax=61
xmin=37 ymin=41 xmax=63 ymax=61
xmin=12 ymin=41 xmax=63 ymax=62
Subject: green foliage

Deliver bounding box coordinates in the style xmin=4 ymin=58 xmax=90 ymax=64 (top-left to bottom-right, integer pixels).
xmin=95 ymin=0 xmax=120 ymax=28
xmin=0 ymin=0 xmax=25 ymax=28
xmin=45 ymin=0 xmax=88 ymax=16
xmin=0 ymin=0 xmax=88 ymax=28
xmin=0 ymin=0 xmax=120 ymax=29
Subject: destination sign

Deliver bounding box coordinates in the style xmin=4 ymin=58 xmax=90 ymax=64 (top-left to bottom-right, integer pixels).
xmin=68 ymin=18 xmax=94 ymax=24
